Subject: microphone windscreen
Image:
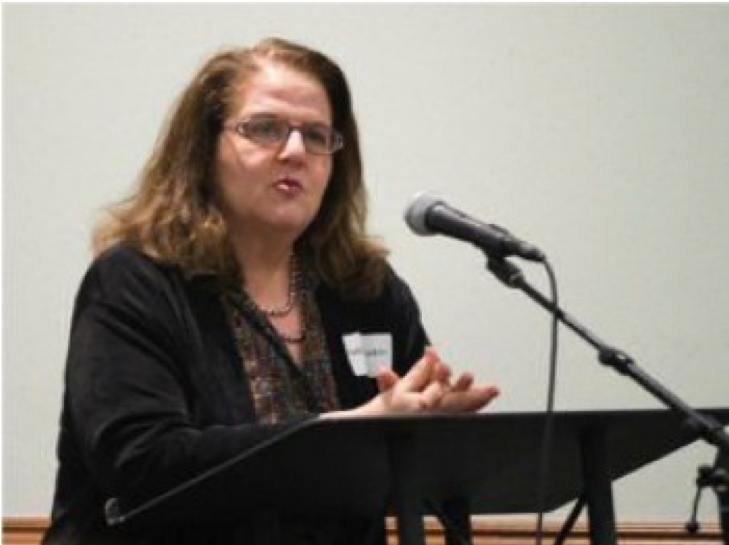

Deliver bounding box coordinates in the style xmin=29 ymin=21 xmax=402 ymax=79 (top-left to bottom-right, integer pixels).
xmin=404 ymin=191 xmax=442 ymax=236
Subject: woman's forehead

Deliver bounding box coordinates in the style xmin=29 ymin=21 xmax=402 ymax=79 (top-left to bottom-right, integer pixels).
xmin=232 ymin=62 xmax=332 ymax=122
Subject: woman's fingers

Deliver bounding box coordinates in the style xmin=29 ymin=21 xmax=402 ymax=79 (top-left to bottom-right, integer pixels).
xmin=467 ymin=385 xmax=500 ymax=411
xmin=399 ymin=350 xmax=438 ymax=392
xmin=445 ymin=385 xmax=500 ymax=413
xmin=376 ymin=369 xmax=400 ymax=392
xmin=372 ymin=347 xmax=499 ymax=416
xmin=452 ymin=372 xmax=474 ymax=392
xmin=419 ymin=380 xmax=445 ymax=410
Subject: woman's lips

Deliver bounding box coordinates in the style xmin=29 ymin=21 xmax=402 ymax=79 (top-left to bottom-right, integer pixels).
xmin=274 ymin=177 xmax=303 ymax=195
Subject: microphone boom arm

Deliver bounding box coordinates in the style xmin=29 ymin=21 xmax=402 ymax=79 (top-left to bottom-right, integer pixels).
xmin=486 ymin=255 xmax=729 ymax=454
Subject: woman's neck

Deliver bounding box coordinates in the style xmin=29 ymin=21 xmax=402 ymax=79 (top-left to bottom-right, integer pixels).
xmin=229 ymin=233 xmax=296 ymax=305
xmin=228 ymin=229 xmax=306 ymax=363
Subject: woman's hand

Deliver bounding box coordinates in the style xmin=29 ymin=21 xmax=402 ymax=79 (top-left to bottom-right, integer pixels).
xmin=436 ymin=369 xmax=500 ymax=413
xmin=323 ymin=348 xmax=499 ymax=418
xmin=368 ymin=348 xmax=450 ymax=415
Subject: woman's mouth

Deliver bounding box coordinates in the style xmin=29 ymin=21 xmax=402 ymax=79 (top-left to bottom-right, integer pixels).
xmin=274 ymin=177 xmax=303 ymax=195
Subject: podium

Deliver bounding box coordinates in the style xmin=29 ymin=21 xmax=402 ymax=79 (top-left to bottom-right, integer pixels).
xmin=107 ymin=407 xmax=729 ymax=545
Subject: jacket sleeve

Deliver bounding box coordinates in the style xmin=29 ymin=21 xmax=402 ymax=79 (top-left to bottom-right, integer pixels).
xmin=65 ymin=248 xmax=311 ymax=521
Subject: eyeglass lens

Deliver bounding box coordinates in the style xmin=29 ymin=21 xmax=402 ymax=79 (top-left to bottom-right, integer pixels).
xmin=236 ymin=115 xmax=343 ymax=154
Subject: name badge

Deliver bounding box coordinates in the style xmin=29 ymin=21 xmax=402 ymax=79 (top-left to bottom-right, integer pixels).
xmin=343 ymin=333 xmax=393 ymax=377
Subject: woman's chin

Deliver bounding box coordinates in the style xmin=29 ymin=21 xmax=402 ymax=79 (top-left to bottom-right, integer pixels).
xmin=265 ymin=213 xmax=315 ymax=240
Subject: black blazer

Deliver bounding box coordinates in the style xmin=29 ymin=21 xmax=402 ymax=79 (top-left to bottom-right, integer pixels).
xmin=44 ymin=245 xmax=428 ymax=544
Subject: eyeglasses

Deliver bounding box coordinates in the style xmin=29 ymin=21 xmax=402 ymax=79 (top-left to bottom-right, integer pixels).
xmin=229 ymin=114 xmax=344 ymax=155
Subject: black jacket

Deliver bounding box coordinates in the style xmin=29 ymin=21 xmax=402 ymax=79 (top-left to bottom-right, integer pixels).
xmin=44 ymin=245 xmax=428 ymax=544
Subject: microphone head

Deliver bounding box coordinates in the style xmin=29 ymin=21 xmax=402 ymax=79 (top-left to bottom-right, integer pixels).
xmin=404 ymin=191 xmax=444 ymax=236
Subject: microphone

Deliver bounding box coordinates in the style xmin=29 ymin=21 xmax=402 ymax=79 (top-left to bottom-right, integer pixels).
xmin=404 ymin=191 xmax=545 ymax=262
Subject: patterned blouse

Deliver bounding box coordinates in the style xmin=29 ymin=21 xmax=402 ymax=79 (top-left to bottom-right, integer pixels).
xmin=221 ymin=265 xmax=341 ymax=423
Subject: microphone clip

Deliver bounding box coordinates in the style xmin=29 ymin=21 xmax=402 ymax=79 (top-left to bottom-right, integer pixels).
xmin=486 ymin=256 xmax=526 ymax=289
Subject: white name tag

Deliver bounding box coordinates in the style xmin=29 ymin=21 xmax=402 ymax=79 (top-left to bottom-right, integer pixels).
xmin=343 ymin=333 xmax=393 ymax=377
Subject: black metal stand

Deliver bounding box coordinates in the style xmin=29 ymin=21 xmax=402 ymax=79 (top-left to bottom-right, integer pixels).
xmin=581 ymin=428 xmax=618 ymax=545
xmin=389 ymin=433 xmax=426 ymax=545
xmin=487 ymin=256 xmax=729 ymax=453
xmin=554 ymin=494 xmax=586 ymax=545
xmin=719 ymin=450 xmax=729 ymax=545
xmin=106 ymin=410 xmax=729 ymax=545
xmin=486 ymin=255 xmax=729 ymax=545
xmin=687 ymin=449 xmax=729 ymax=545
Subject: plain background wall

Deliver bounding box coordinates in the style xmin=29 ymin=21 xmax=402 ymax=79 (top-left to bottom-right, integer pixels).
xmin=4 ymin=3 xmax=729 ymax=523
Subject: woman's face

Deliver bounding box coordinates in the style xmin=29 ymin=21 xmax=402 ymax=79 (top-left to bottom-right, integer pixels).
xmin=214 ymin=62 xmax=334 ymax=244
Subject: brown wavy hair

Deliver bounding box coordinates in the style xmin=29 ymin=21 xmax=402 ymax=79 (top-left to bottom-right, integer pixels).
xmin=94 ymin=38 xmax=388 ymax=300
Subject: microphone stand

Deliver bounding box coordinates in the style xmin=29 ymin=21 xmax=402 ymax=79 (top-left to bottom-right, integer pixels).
xmin=686 ymin=450 xmax=729 ymax=545
xmin=485 ymin=256 xmax=729 ymax=541
xmin=486 ymin=256 xmax=729 ymax=452
xmin=717 ymin=451 xmax=729 ymax=545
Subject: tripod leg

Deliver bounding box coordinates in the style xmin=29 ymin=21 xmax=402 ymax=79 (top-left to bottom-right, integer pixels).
xmin=714 ymin=450 xmax=729 ymax=545
xmin=554 ymin=493 xmax=587 ymax=545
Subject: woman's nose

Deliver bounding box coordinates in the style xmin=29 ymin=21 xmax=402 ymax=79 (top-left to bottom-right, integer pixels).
xmin=277 ymin=128 xmax=307 ymax=161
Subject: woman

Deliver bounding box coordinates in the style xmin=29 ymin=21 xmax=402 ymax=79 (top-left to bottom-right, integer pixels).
xmin=44 ymin=38 xmax=499 ymax=544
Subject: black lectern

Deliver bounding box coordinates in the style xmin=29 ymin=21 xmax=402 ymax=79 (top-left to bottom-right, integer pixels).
xmin=106 ymin=408 xmax=729 ymax=545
